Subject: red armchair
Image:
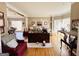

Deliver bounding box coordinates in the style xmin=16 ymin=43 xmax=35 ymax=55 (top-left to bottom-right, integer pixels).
xmin=2 ymin=40 xmax=27 ymax=56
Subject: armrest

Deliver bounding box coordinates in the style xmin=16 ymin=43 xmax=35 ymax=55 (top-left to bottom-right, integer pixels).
xmin=17 ymin=40 xmax=25 ymax=43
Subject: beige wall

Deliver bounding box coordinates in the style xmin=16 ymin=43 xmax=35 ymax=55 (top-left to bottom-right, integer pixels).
xmin=7 ymin=7 xmax=28 ymax=31
xmin=0 ymin=2 xmax=8 ymax=35
xmin=72 ymin=2 xmax=79 ymax=56
xmin=0 ymin=2 xmax=7 ymax=53
xmin=28 ymin=17 xmax=51 ymax=32
xmin=71 ymin=2 xmax=79 ymax=20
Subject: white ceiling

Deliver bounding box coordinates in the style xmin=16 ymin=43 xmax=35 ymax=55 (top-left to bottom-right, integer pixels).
xmin=7 ymin=2 xmax=72 ymax=17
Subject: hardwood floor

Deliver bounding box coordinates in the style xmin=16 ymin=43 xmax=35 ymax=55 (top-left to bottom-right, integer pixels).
xmin=24 ymin=48 xmax=56 ymax=56
xmin=23 ymin=32 xmax=69 ymax=56
xmin=23 ymin=33 xmax=57 ymax=56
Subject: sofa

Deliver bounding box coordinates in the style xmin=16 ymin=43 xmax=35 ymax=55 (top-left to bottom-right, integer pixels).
xmin=1 ymin=33 xmax=27 ymax=56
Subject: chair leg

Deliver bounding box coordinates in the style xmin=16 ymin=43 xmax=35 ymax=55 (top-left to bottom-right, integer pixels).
xmin=60 ymin=39 xmax=62 ymax=56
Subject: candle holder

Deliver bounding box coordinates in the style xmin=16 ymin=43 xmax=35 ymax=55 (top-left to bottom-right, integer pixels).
xmin=42 ymin=40 xmax=46 ymax=46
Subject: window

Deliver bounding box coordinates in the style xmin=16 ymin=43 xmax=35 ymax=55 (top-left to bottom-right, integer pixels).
xmin=11 ymin=20 xmax=23 ymax=31
xmin=62 ymin=18 xmax=70 ymax=32
xmin=54 ymin=19 xmax=62 ymax=32
xmin=53 ymin=18 xmax=70 ymax=32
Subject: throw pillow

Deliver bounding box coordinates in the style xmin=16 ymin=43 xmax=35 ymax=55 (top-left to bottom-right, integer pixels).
xmin=7 ymin=39 xmax=18 ymax=48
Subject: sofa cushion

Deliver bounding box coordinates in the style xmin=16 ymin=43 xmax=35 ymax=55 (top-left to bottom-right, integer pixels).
xmin=1 ymin=34 xmax=16 ymax=45
xmin=7 ymin=39 xmax=18 ymax=48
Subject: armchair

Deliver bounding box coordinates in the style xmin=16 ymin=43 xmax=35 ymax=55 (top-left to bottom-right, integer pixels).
xmin=1 ymin=34 xmax=27 ymax=56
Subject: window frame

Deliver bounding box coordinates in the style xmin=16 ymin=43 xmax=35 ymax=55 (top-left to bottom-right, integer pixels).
xmin=10 ymin=20 xmax=23 ymax=31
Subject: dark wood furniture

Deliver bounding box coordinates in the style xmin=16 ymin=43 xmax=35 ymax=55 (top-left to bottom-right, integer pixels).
xmin=61 ymin=39 xmax=77 ymax=56
xmin=28 ymin=33 xmax=50 ymax=43
xmin=71 ymin=19 xmax=79 ymax=31
xmin=59 ymin=30 xmax=77 ymax=56
xmin=60 ymin=32 xmax=77 ymax=56
xmin=61 ymin=39 xmax=72 ymax=56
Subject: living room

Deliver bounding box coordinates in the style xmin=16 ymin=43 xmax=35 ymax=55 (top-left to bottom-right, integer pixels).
xmin=0 ymin=2 xmax=79 ymax=56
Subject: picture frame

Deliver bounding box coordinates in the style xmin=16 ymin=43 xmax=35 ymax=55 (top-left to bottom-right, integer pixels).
xmin=37 ymin=21 xmax=42 ymax=26
xmin=31 ymin=21 xmax=35 ymax=26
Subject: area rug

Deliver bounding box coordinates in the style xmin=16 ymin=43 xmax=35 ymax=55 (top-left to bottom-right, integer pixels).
xmin=27 ymin=43 xmax=53 ymax=48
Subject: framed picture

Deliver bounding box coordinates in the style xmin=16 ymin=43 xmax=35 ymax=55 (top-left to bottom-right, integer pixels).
xmin=37 ymin=21 xmax=42 ymax=26
xmin=31 ymin=21 xmax=35 ymax=25
xmin=0 ymin=11 xmax=5 ymax=33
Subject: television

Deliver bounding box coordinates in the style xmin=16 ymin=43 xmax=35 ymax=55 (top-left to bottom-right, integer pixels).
xmin=15 ymin=32 xmax=24 ymax=40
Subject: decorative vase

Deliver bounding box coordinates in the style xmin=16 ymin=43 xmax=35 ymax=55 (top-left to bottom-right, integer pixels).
xmin=42 ymin=41 xmax=46 ymax=46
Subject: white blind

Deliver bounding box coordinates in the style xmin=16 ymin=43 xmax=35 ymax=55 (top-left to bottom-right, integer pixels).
xmin=54 ymin=19 xmax=62 ymax=32
xmin=62 ymin=18 xmax=70 ymax=32
xmin=53 ymin=18 xmax=70 ymax=32
xmin=11 ymin=20 xmax=23 ymax=31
